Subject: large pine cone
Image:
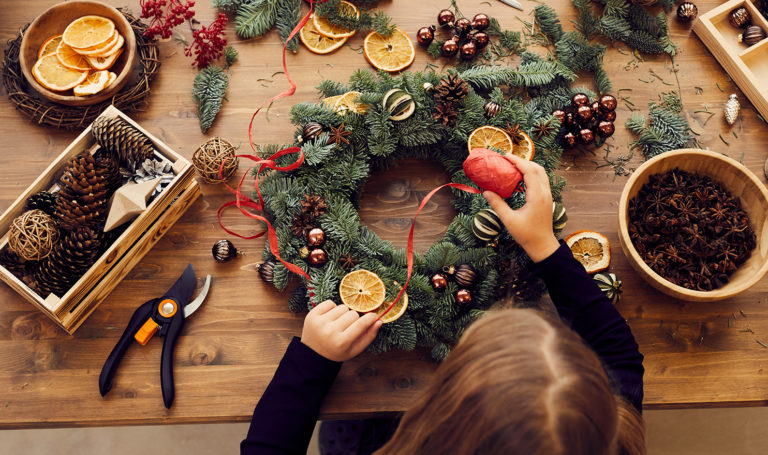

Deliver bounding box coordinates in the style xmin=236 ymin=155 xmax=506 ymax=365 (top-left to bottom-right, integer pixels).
xmin=435 ymin=73 xmax=469 ymax=104
xmin=92 ymin=116 xmax=155 ymax=168
xmin=27 ymin=226 xmax=102 ymax=297
xmin=55 ymin=151 xmax=121 ymax=231
xmin=0 ymin=248 xmax=28 ymax=277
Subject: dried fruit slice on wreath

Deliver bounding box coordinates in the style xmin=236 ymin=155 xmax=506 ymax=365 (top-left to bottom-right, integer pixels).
xmin=373 ymin=291 xmax=408 ymax=323
xmin=312 ymin=1 xmax=359 ymax=39
xmin=339 ymin=269 xmax=386 ymax=312
xmin=363 ymin=27 xmax=415 ymax=72
xmin=300 ymin=16 xmax=348 ymax=54
xmin=565 ymin=230 xmax=611 ymax=274
xmin=333 ymin=91 xmax=368 ymax=115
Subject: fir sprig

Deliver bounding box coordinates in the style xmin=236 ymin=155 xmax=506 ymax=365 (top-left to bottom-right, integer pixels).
xmin=626 ymin=93 xmax=692 ymax=159
xmin=192 ymin=65 xmax=229 ymax=133
xmin=235 ymin=0 xmax=279 ymax=39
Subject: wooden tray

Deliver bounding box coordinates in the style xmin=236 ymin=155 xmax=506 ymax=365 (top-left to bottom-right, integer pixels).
xmin=693 ymin=0 xmax=768 ymax=120
xmin=0 ymin=105 xmax=200 ymax=334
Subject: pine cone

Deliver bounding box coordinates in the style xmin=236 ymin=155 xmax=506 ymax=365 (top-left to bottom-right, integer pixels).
xmin=433 ymin=102 xmax=458 ymax=126
xmin=300 ymin=194 xmax=328 ymax=219
xmin=435 ymin=74 xmax=469 ymax=104
xmin=0 ymin=248 xmax=28 ymax=277
xmin=25 ymin=191 xmax=59 ymax=216
xmin=27 ymin=226 xmax=102 ymax=297
xmin=55 ymin=151 xmax=120 ymax=231
xmin=92 ymin=116 xmax=155 ymax=168
xmin=509 ymin=261 xmax=544 ymax=303
xmin=290 ymin=214 xmax=314 ymax=238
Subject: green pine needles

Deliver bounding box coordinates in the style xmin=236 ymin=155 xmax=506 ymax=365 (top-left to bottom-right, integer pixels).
xmin=193 ymin=65 xmax=229 ymax=133
xmin=254 ymin=66 xmax=570 ymax=360
xmin=625 ymin=93 xmax=692 ymax=159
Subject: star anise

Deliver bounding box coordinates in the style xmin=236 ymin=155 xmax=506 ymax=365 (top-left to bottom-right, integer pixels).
xmin=504 ymin=123 xmax=521 ymax=138
xmin=327 ymin=123 xmax=352 ymax=147
xmin=300 ymin=194 xmax=328 ymax=219
xmin=338 ymin=254 xmax=359 ymax=270
xmin=531 ymin=119 xmax=556 ymax=139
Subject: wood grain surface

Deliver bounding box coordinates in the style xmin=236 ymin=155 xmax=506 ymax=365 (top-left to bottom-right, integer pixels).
xmin=2 ymin=0 xmax=768 ymax=429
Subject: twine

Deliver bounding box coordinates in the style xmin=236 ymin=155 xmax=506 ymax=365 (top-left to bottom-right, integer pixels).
xmin=1 ymin=9 xmax=160 ymax=130
xmin=192 ymin=137 xmax=239 ymax=184
xmin=8 ymin=209 xmax=59 ymax=261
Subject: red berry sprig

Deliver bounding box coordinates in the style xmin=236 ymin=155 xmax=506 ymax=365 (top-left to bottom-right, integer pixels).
xmin=140 ymin=0 xmax=196 ymax=40
xmin=185 ymin=13 xmax=228 ymax=69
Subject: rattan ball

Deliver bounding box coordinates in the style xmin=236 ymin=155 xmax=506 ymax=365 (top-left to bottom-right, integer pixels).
xmin=7 ymin=210 xmax=60 ymax=261
xmin=192 ymin=137 xmax=239 ymax=184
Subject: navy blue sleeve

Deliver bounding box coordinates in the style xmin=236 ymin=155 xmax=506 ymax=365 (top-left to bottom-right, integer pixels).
xmin=241 ymin=337 xmax=342 ymax=454
xmin=531 ymin=241 xmax=645 ymax=412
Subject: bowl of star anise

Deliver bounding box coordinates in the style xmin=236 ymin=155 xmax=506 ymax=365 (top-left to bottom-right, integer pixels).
xmin=618 ymin=149 xmax=768 ymax=301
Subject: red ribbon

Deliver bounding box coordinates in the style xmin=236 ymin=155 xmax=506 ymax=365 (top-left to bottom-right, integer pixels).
xmin=376 ymin=183 xmax=482 ymax=321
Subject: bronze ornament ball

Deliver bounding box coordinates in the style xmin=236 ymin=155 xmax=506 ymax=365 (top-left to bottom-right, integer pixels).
xmin=579 ymin=128 xmax=595 ymax=144
xmin=676 ymin=2 xmax=698 ymax=23
xmin=453 ymin=264 xmax=477 ymax=287
xmin=441 ymin=39 xmax=459 ymax=57
xmin=431 ymin=273 xmax=448 ymax=290
xmin=307 ymin=227 xmax=325 ymax=247
xmin=571 ymin=93 xmax=589 ymax=106
xmin=300 ymin=121 xmax=324 ymax=143
xmin=308 ymin=248 xmax=327 ymax=267
xmin=598 ymin=94 xmax=618 ymax=112
xmin=576 ymin=104 xmax=594 ymax=123
xmin=212 ymin=239 xmax=240 ymax=262
xmin=437 ymin=9 xmax=455 ymax=27
xmin=473 ymin=32 xmax=489 ymax=48
xmin=192 ymin=137 xmax=239 ymax=184
xmin=416 ymin=26 xmax=435 ymax=46
xmin=597 ymin=121 xmax=616 ymax=138
xmin=456 ymin=18 xmax=472 ymax=33
xmin=601 ymin=110 xmax=617 ymax=122
xmin=258 ymin=260 xmax=276 ymax=283
xmin=739 ymin=25 xmax=766 ymax=46
xmin=728 ymin=7 xmax=752 ymax=28
xmin=456 ymin=289 xmax=472 ymax=305
xmin=460 ymin=40 xmax=477 ymax=60
xmin=471 ymin=13 xmax=490 ymax=31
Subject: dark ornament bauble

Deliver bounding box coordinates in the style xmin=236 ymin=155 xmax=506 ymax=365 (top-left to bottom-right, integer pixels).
xmin=258 ymin=260 xmax=276 ymax=283
xmin=552 ymin=109 xmax=566 ymax=124
xmin=308 ymin=248 xmax=327 ymax=267
xmin=431 ymin=273 xmax=448 ymax=290
xmin=591 ymin=101 xmax=601 ymax=114
xmin=563 ymin=132 xmax=577 ymax=148
xmin=484 ymin=100 xmax=502 ymax=117
xmin=456 ymin=18 xmax=472 ymax=33
xmin=212 ymin=239 xmax=240 ymax=262
xmin=300 ymin=122 xmax=323 ymax=144
xmin=579 ymin=128 xmax=595 ymax=144
xmin=437 ymin=9 xmax=455 ymax=27
xmin=571 ymin=93 xmax=589 ymax=106
xmin=441 ymin=39 xmax=459 ymax=57
xmin=576 ymin=104 xmax=594 ymax=123
xmin=564 ymin=111 xmax=577 ymax=129
xmin=676 ymin=2 xmax=698 ymax=23
xmin=597 ymin=121 xmax=615 ymax=138
xmin=601 ymin=110 xmax=617 ymax=122
xmin=593 ymin=272 xmax=622 ymax=305
xmin=599 ymin=94 xmax=618 ymax=112
xmin=446 ymin=264 xmax=477 ymax=287
xmin=307 ymin=227 xmax=325 ymax=247
xmin=472 ymin=208 xmax=502 ymax=242
xmin=728 ymin=7 xmax=751 ymax=28
xmin=299 ymin=246 xmax=310 ymax=259
xmin=739 ymin=25 xmax=766 ymax=46
xmin=473 ymin=32 xmax=489 ymax=48
xmin=417 ymin=25 xmax=436 ymax=45
xmin=471 ymin=13 xmax=490 ymax=31
xmin=456 ymin=288 xmax=472 ymax=305
xmin=460 ymin=40 xmax=477 ymax=60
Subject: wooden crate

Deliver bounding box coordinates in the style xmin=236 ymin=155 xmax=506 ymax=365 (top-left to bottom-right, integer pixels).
xmin=693 ymin=0 xmax=768 ymax=120
xmin=0 ymin=106 xmax=200 ymax=334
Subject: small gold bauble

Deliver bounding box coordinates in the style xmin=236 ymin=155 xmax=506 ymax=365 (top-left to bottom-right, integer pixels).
xmin=192 ymin=137 xmax=239 ymax=184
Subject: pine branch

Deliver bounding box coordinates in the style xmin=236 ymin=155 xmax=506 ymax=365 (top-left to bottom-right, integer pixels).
xmin=223 ymin=46 xmax=238 ymax=68
xmin=534 ymin=5 xmax=564 ymax=43
xmin=192 ymin=65 xmax=229 ymax=133
xmin=235 ymin=0 xmax=279 ymax=39
xmin=212 ymin=0 xmax=247 ymax=12
xmin=276 ymin=0 xmax=301 ymax=52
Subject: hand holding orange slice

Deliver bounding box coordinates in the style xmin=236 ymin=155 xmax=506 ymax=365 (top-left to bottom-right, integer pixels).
xmin=339 ymin=270 xmax=386 ymax=312
xmin=373 ymin=291 xmax=408 ymax=323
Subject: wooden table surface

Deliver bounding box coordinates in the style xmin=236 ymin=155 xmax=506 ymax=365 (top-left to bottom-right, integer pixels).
xmin=2 ymin=0 xmax=768 ymax=429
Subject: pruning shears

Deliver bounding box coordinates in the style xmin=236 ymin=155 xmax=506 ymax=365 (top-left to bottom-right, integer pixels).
xmin=99 ymin=264 xmax=211 ymax=408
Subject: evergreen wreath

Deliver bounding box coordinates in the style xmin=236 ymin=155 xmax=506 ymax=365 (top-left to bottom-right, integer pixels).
xmin=251 ymin=56 xmax=599 ymax=359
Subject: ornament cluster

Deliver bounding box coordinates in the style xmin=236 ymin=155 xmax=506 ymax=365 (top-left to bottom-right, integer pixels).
xmin=728 ymin=6 xmax=767 ymax=46
xmin=553 ymin=93 xmax=617 ymax=149
xmin=431 ymin=263 xmax=477 ymax=305
xmin=416 ymin=9 xmax=491 ymax=61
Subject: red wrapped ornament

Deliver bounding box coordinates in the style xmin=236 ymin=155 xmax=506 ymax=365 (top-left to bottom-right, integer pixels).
xmin=463 ymin=148 xmax=523 ymax=198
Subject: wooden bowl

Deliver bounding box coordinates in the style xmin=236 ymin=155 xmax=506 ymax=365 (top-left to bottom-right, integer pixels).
xmin=618 ymin=149 xmax=768 ymax=302
xmin=19 ymin=1 xmax=136 ymax=107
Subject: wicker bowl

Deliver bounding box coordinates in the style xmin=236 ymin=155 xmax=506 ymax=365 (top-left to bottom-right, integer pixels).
xmin=618 ymin=149 xmax=768 ymax=302
xmin=19 ymin=0 xmax=136 ymax=106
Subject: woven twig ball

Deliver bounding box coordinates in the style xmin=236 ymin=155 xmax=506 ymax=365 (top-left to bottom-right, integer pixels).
xmin=8 ymin=210 xmax=60 ymax=261
xmin=192 ymin=137 xmax=239 ymax=184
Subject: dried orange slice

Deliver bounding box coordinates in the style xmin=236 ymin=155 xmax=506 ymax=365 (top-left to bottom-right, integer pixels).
xmin=56 ymin=42 xmax=92 ymax=71
xmin=105 ymin=71 xmax=117 ymax=88
xmin=373 ymin=291 xmax=408 ymax=323
xmin=467 ymin=126 xmax=514 ymax=155
xmin=62 ymin=15 xmax=115 ymax=49
xmin=87 ymin=46 xmax=123 ymax=70
xmin=299 ymin=16 xmax=348 ymax=54
xmin=321 ymin=94 xmax=344 ymax=108
xmin=74 ymin=32 xmax=121 ymax=57
xmin=339 ymin=270 xmax=386 ymax=312
xmin=73 ymin=70 xmax=110 ymax=96
xmin=88 ymin=33 xmax=124 ymax=57
xmin=565 ymin=230 xmax=611 ymax=274
xmin=38 ymin=34 xmax=63 ymax=59
xmin=363 ymin=27 xmax=415 ymax=72
xmin=510 ymin=131 xmax=535 ymax=160
xmin=32 ymin=53 xmax=88 ymax=91
xmin=313 ymin=1 xmax=359 ymax=39
xmin=333 ymin=91 xmax=368 ymax=115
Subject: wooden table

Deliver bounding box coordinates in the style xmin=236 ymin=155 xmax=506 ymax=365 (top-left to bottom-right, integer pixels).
xmin=1 ymin=0 xmax=768 ymax=429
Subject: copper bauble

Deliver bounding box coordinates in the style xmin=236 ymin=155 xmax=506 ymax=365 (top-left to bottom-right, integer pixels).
xmin=212 ymin=239 xmax=240 ymax=262
xmin=258 ymin=260 xmax=275 ymax=283
xmin=460 ymin=40 xmax=477 ymax=60
xmin=571 ymin=93 xmax=589 ymax=106
xmin=471 ymin=13 xmax=490 ymax=31
xmin=576 ymin=104 xmax=594 ymax=123
xmin=441 ymin=39 xmax=459 ymax=57
xmin=307 ymin=227 xmax=325 ymax=247
xmin=431 ymin=273 xmax=448 ymax=290
xmin=437 ymin=9 xmax=455 ymax=26
xmin=473 ymin=32 xmax=489 ymax=48
xmin=308 ymin=248 xmax=327 ymax=267
xmin=456 ymin=289 xmax=472 ymax=305
xmin=676 ymin=2 xmax=698 ymax=23
xmin=552 ymin=109 xmax=566 ymax=124
xmin=599 ymin=94 xmax=618 ymax=112
xmin=417 ymin=26 xmax=436 ymax=45
xmin=453 ymin=264 xmax=477 ymax=287
xmin=563 ymin=132 xmax=577 ymax=148
xmin=456 ymin=18 xmax=472 ymax=33
xmin=597 ymin=121 xmax=615 ymax=138
xmin=579 ymin=128 xmax=595 ymax=144
xmin=601 ymin=110 xmax=617 ymax=122
xmin=728 ymin=7 xmax=751 ymax=28
xmin=739 ymin=25 xmax=766 ymax=46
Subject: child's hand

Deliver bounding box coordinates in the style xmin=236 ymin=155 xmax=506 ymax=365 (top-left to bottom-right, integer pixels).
xmin=483 ymin=154 xmax=560 ymax=263
xmin=300 ymin=300 xmax=382 ymax=362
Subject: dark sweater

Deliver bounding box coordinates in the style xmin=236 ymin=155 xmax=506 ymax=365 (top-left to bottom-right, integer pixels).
xmin=241 ymin=242 xmax=644 ymax=454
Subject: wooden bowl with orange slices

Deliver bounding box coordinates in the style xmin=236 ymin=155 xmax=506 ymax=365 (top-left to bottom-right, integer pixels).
xmin=19 ymin=1 xmax=136 ymax=106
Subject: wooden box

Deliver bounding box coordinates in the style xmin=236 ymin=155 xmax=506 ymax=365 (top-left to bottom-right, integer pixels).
xmin=0 ymin=106 xmax=200 ymax=334
xmin=693 ymin=0 xmax=768 ymax=120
